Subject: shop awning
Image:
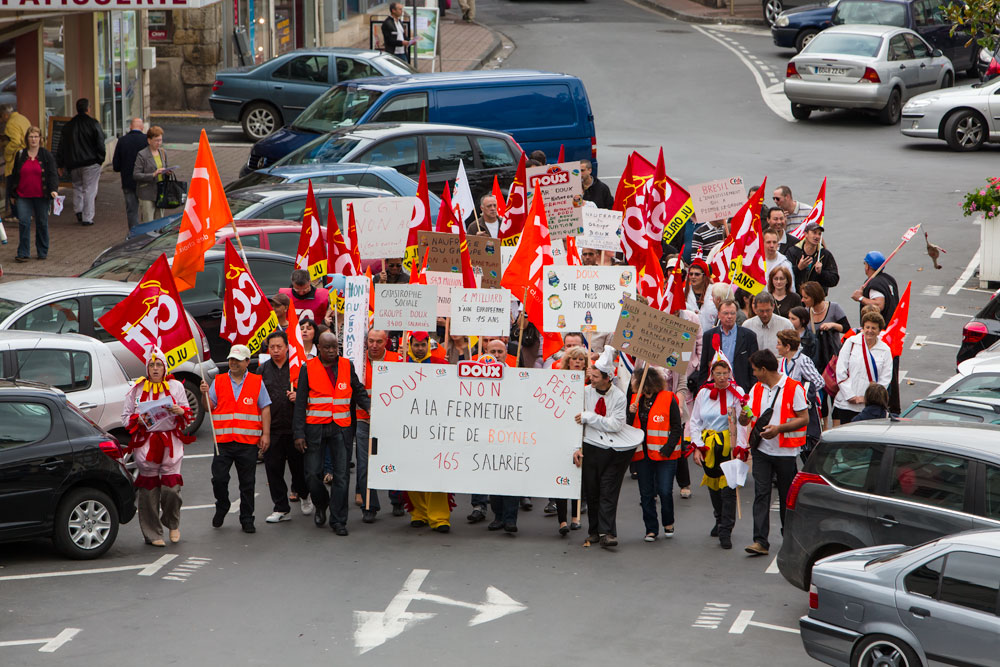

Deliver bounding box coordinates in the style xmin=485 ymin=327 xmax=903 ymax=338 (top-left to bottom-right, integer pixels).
xmin=0 ymin=0 xmax=221 ymax=10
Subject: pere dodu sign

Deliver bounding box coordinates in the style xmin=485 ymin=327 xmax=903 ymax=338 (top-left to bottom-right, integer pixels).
xmin=369 ymin=360 xmax=584 ymax=498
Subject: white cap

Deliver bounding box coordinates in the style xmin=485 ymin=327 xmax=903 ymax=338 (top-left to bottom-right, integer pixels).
xmin=594 ymin=344 xmax=616 ymax=375
xmin=227 ymin=345 xmax=252 ymax=361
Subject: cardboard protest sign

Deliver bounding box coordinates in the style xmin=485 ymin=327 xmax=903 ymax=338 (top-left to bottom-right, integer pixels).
xmin=417 ymin=231 xmax=461 ymax=272
xmin=369 ymin=361 xmax=584 ymax=498
xmin=525 ymin=161 xmax=583 ymax=240
xmin=425 ymin=270 xmax=464 ymax=317
xmin=466 ymin=235 xmax=501 ymax=288
xmin=343 ymin=276 xmax=370 ymax=385
xmin=450 ymin=288 xmax=510 ymax=336
xmin=343 ymin=197 xmax=417 ymax=259
xmin=543 ymin=266 xmax=636 ymax=333
xmin=374 ymin=284 xmax=437 ymax=331
xmin=578 ymin=208 xmax=622 ymax=252
xmin=609 ymin=296 xmax=700 ymax=377
xmin=690 ymin=177 xmax=746 ymax=223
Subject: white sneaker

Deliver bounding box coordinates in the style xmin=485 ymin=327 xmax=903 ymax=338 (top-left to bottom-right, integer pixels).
xmin=300 ymin=497 xmax=315 ymax=515
xmin=266 ymin=511 xmax=290 ymax=523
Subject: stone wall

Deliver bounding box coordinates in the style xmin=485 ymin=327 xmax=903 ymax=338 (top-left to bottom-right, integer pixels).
xmin=150 ymin=5 xmax=223 ymax=111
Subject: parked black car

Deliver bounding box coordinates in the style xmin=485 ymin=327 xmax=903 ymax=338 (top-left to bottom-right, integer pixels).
xmin=0 ymin=381 xmax=136 ymax=559
xmin=776 ymin=420 xmax=1000 ymax=590
xmin=958 ymin=287 xmax=1000 ymax=365
xmin=763 ymin=0 xmax=820 ymax=27
xmin=831 ymin=0 xmax=979 ymax=75
xmin=771 ymin=0 xmax=838 ymax=51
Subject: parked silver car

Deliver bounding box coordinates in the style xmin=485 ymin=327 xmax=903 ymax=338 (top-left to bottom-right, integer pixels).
xmin=784 ymin=24 xmax=954 ymax=124
xmin=800 ymin=530 xmax=1000 ymax=667
xmin=901 ymin=76 xmax=1000 ymax=150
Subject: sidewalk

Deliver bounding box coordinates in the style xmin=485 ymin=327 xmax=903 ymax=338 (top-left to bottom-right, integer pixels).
xmin=351 ymin=15 xmax=502 ymax=73
xmin=636 ymin=0 xmax=767 ymax=26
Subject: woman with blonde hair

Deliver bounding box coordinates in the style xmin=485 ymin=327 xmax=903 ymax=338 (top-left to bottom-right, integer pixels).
xmin=8 ymin=125 xmax=58 ymax=261
xmin=133 ymin=125 xmax=170 ymax=222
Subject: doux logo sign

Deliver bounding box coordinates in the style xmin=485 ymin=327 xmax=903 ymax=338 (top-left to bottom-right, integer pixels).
xmin=457 ymin=360 xmax=504 ymax=380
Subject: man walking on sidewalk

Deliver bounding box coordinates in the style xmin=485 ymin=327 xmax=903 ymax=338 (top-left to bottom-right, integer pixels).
xmin=57 ymin=98 xmax=105 ymax=227
xmin=112 ymin=118 xmax=147 ymax=231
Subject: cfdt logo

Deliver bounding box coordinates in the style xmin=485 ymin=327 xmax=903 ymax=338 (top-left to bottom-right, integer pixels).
xmin=380 ymin=464 xmax=396 ymax=474
xmin=518 ymin=371 xmax=530 ymax=379
xmin=457 ymin=359 xmax=503 ymax=379
xmin=435 ymin=368 xmax=448 ymax=377
xmin=555 ymin=476 xmax=571 ymax=486
xmin=376 ymin=364 xmax=390 ymax=374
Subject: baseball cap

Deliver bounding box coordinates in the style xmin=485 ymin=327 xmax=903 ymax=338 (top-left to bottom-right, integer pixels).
xmin=803 ymin=221 xmax=823 ymax=232
xmin=227 ymin=345 xmax=252 ymax=361
xmin=863 ymin=251 xmax=886 ymax=269
xmin=410 ymin=331 xmax=429 ymax=342
xmin=269 ymin=293 xmax=290 ymax=308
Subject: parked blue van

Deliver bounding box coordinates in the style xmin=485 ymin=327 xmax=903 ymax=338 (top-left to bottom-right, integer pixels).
xmin=242 ymin=70 xmax=597 ymax=175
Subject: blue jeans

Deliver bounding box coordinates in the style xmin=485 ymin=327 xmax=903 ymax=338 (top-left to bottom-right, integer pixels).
xmin=15 ymin=197 xmax=49 ymax=259
xmin=635 ymin=457 xmax=678 ymax=535
xmin=355 ymin=420 xmax=379 ymax=511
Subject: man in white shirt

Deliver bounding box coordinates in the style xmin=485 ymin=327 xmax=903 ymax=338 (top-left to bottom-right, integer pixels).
xmin=381 ymin=3 xmax=416 ymax=64
xmin=743 ymin=292 xmax=792 ymax=355
xmin=740 ymin=350 xmax=809 ymax=557
xmin=468 ymin=194 xmax=500 ymax=237
xmin=762 ymin=228 xmax=794 ymax=291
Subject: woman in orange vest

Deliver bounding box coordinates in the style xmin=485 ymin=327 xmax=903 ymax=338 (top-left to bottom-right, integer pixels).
xmin=627 ymin=367 xmax=683 ymax=542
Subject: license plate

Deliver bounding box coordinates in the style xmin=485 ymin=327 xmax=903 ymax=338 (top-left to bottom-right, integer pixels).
xmin=815 ymin=66 xmax=848 ymax=75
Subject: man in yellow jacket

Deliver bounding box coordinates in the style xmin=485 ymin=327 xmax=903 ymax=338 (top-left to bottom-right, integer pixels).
xmin=2 ymin=104 xmax=31 ymax=215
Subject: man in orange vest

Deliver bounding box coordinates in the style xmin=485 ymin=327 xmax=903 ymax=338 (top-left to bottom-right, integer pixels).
xmin=739 ymin=349 xmax=809 ymax=557
xmin=358 ymin=329 xmax=400 ymax=523
xmin=200 ymin=344 xmax=271 ymax=534
xmin=293 ymin=331 xmax=369 ymax=536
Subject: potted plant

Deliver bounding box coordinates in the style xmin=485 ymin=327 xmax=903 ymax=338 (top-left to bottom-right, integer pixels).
xmin=961 ymin=178 xmax=1000 ymax=286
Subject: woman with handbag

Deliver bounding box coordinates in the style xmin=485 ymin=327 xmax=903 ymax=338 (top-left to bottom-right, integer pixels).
xmin=833 ymin=311 xmax=892 ymax=426
xmin=801 ymin=281 xmax=850 ymax=428
xmin=133 ymin=125 xmax=171 ymax=223
xmin=8 ymin=125 xmax=58 ymax=262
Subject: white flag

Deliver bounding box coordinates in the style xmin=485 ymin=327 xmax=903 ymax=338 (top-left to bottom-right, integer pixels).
xmin=453 ymin=159 xmax=476 ymax=223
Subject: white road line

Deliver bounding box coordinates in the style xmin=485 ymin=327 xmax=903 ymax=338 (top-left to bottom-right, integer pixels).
xmin=0 ymin=628 xmax=81 ymax=653
xmin=692 ymin=25 xmax=794 ymax=122
xmin=729 ymin=610 xmax=799 ymax=635
xmin=910 ymin=335 xmax=960 ymax=350
xmin=898 ymin=370 xmax=939 ymax=385
xmin=138 ymin=554 xmax=178 ymax=576
xmin=949 ymin=250 xmax=980 ymax=295
xmin=0 ymin=555 xmax=177 ymax=581
xmin=931 ymin=306 xmax=974 ymax=319
xmin=765 ymin=556 xmax=779 ymax=574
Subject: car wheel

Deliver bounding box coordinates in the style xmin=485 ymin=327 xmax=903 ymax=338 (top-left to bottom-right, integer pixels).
xmin=941 ymin=71 xmax=954 ymax=89
xmin=791 ymin=103 xmax=812 ymax=120
xmin=851 ymin=634 xmax=920 ymax=667
xmin=878 ymin=88 xmax=902 ymax=125
xmin=182 ymin=378 xmax=206 ymax=436
xmin=52 ymin=488 xmax=119 ymax=560
xmin=795 ymin=29 xmax=819 ymax=53
xmin=241 ymin=102 xmax=282 ymax=141
xmin=944 ymin=109 xmax=986 ymax=151
xmin=762 ymin=0 xmax=783 ymax=26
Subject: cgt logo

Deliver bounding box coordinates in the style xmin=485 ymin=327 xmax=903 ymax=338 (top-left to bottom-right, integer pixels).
xmin=380 ymin=464 xmax=396 ymax=474
xmin=555 ymin=476 xmax=571 ymax=486
xmin=458 ymin=360 xmax=503 ymax=379
xmin=652 ymin=414 xmax=665 ymax=423
xmin=242 ymin=397 xmax=254 ymax=406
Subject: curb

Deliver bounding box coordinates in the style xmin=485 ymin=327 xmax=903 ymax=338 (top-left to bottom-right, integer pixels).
xmin=472 ymin=22 xmax=505 ymax=69
xmin=634 ymin=0 xmax=768 ymax=26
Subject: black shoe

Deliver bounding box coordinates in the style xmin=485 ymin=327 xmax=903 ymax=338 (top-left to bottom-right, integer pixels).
xmin=14 ymin=256 xmax=27 ymax=263
xmin=570 ymin=522 xmax=581 ymax=531
xmin=710 ymin=524 xmax=719 ymax=537
xmin=580 ymin=502 xmax=588 ymax=515
xmin=350 ymin=461 xmax=355 ymax=469
xmin=720 ymin=535 xmax=733 ymax=550
xmin=559 ymin=524 xmax=570 ymax=536
xmin=600 ymin=534 xmax=618 ymax=548
xmin=630 ymin=472 xmax=639 ymax=480
xmin=410 ymin=519 xmax=428 ymax=528
xmin=504 ymin=523 xmax=518 ymax=533
xmin=520 ymin=498 xmax=532 ymax=511
xmin=392 ymin=504 xmax=405 ymax=517
xmin=212 ymin=506 xmax=228 ymax=528
xmin=82 ymin=220 xmax=93 ymax=226
xmin=314 ymin=507 xmax=327 ymax=527
xmin=362 ymin=510 xmax=376 ymax=524
xmin=433 ymin=524 xmax=450 ymax=533
xmin=467 ymin=508 xmax=487 ymax=523
xmin=487 ymin=520 xmax=504 ymax=531
xmin=242 ymin=523 xmax=256 ymax=534
xmin=332 ymin=524 xmax=348 ymax=536
xmin=543 ymin=501 xmax=557 ymax=515
xmin=76 ymin=212 xmax=82 ymax=223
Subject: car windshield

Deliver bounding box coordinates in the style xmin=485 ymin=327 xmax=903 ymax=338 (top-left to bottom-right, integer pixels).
xmin=291 ymin=85 xmax=382 ymax=133
xmin=277 ymin=136 xmax=361 ymax=166
xmin=905 ymin=405 xmax=985 ymax=422
xmin=226 ymin=172 xmax=285 ymax=192
xmin=803 ymin=32 xmax=883 ymax=57
xmin=374 ymin=54 xmax=416 ymax=75
xmin=228 ymin=196 xmax=259 ymax=217
xmin=833 ymin=1 xmax=907 ymax=26
xmin=0 ymin=296 xmax=24 ymax=322
xmin=950 ymin=374 xmax=1000 ymax=394
xmin=866 ymin=538 xmax=943 ymax=567
xmin=80 ymin=255 xmax=155 ymax=282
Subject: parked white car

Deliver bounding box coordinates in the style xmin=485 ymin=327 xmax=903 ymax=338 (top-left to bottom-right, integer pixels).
xmin=0 ymin=331 xmax=131 ymax=438
xmin=930 ymin=342 xmax=1000 ymax=396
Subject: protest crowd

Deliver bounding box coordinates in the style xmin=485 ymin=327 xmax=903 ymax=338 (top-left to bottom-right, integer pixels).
xmin=95 ymin=130 xmax=911 ymax=555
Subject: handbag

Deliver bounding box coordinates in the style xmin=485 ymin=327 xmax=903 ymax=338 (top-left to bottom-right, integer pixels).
xmin=155 ymin=172 xmax=187 ymax=209
xmin=747 ymin=391 xmax=780 ymax=450
xmin=822 ymin=356 xmax=839 ymax=396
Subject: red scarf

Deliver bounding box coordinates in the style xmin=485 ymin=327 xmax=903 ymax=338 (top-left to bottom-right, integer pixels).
xmin=702 ymin=381 xmax=746 ymax=415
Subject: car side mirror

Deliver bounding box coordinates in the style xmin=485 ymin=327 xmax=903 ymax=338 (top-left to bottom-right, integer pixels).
xmin=932 ymin=48 xmax=943 ymax=58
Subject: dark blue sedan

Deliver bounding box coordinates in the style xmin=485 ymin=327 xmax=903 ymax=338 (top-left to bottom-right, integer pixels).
xmin=771 ymin=0 xmax=838 ymax=51
xmin=209 ymin=48 xmax=414 ymax=141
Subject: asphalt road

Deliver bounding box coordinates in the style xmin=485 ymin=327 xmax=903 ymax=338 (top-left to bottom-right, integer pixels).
xmin=7 ymin=0 xmax=998 ymax=664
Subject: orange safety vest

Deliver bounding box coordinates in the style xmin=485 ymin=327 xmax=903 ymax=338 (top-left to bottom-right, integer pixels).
xmin=358 ymin=351 xmax=400 ymax=420
xmin=749 ymin=378 xmax=807 ymax=448
xmin=630 ymin=391 xmax=681 ymax=462
xmin=212 ymin=373 xmax=264 ymax=444
xmin=306 ymin=356 xmax=353 ymax=426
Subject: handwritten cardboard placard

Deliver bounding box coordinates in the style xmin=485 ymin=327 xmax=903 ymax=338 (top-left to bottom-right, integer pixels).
xmin=578 ymin=208 xmax=623 ymax=252
xmin=542 ymin=266 xmax=636 ymax=333
xmin=374 ymin=284 xmax=437 ymax=331
xmin=526 ymin=161 xmax=584 ymax=240
xmin=467 ymin=235 xmax=501 ymax=288
xmin=689 ymin=177 xmax=745 ymax=223
xmin=450 ymin=287 xmax=511 ymax=336
xmin=417 ymin=231 xmax=461 ymax=272
xmin=344 ymin=196 xmax=417 ymax=259
xmin=609 ymin=296 xmax=700 ymax=377
xmin=344 ymin=276 xmax=370 ymax=385
xmin=425 ymin=270 xmax=465 ymax=317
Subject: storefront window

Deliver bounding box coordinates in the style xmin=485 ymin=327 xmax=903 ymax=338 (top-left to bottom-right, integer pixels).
xmin=113 ymin=12 xmax=142 ymax=124
xmin=97 ymin=14 xmax=114 ymax=132
xmin=42 ymin=18 xmax=69 ymax=121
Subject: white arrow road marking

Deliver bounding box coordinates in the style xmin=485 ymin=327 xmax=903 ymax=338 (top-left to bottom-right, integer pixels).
xmin=765 ymin=556 xmax=779 ymax=574
xmin=931 ymin=306 xmax=975 ymax=319
xmin=0 ymin=555 xmax=176 ymax=581
xmin=949 ymin=250 xmax=980 ymax=295
xmin=354 ymin=568 xmax=527 ymax=654
xmin=729 ymin=610 xmax=800 ymax=635
xmin=0 ymin=628 xmax=81 ymax=653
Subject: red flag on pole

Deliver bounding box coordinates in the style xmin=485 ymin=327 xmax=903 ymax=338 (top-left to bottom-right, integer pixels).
xmin=500 ymin=153 xmax=527 ymax=246
xmin=881 ymin=281 xmax=911 ymax=357
xmin=557 ymin=144 xmax=565 ymax=163
xmin=403 ymin=162 xmax=433 ymax=274
xmin=565 ymin=236 xmax=582 ymax=266
xmin=491 ymin=175 xmax=507 ymax=220
xmin=456 ymin=215 xmax=478 ymax=288
xmin=327 ymin=202 xmax=357 ymax=277
xmin=436 ymin=182 xmax=461 ymax=234
xmin=220 ymin=239 xmax=279 ymax=356
xmin=284 ymin=299 xmax=308 ymax=384
xmin=789 ymin=178 xmax=826 ymax=241
xmin=294 ymin=181 xmax=327 ymax=281
xmin=710 ymin=178 xmax=769 ymax=295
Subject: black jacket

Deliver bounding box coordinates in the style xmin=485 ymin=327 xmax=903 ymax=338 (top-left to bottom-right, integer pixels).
xmin=257 ymin=358 xmax=294 ymax=435
xmin=112 ymin=129 xmax=148 ymax=191
xmin=863 ymin=271 xmax=899 ymax=323
xmin=381 ymin=16 xmax=407 ymax=55
xmin=786 ymin=241 xmax=840 ymax=293
xmin=57 ymin=112 xmax=106 ymax=170
xmin=583 ymin=177 xmax=614 ymax=210
xmin=696 ymin=325 xmax=759 ymax=392
xmin=292 ymin=357 xmax=370 ymax=440
xmin=9 ymin=147 xmax=59 ymax=199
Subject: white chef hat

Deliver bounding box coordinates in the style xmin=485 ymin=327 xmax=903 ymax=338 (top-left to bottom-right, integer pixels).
xmin=594 ymin=344 xmax=616 ymax=375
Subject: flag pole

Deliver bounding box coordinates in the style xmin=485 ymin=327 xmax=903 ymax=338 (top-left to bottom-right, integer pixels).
xmin=861 ymin=224 xmax=920 ymax=290
xmin=196 ymin=341 xmax=220 ymax=456
xmin=228 ymin=217 xmax=250 ymax=266
xmin=514 ymin=287 xmax=527 ymax=366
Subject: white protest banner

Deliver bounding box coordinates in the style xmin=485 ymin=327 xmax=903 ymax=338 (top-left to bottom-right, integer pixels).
xmin=525 ymin=161 xmax=583 ymax=240
xmin=369 ymin=360 xmax=584 ymax=498
xmin=425 ymin=270 xmax=464 ymax=317
xmin=343 ymin=197 xmax=417 ymax=259
xmin=344 ymin=276 xmax=369 ymax=385
xmin=374 ymin=284 xmax=437 ymax=331
xmin=578 ymin=208 xmax=623 ymax=252
xmin=450 ymin=288 xmax=510 ymax=336
xmin=501 ymin=245 xmax=517 ymax=277
xmin=543 ymin=266 xmax=636 ymax=333
xmin=690 ymin=177 xmax=746 ymax=223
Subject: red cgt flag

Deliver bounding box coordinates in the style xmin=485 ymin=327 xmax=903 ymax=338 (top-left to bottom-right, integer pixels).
xmin=616 ymin=152 xmax=657 ymax=268
xmin=172 ymin=131 xmax=233 ymax=291
xmin=284 ymin=298 xmax=308 ymax=384
xmin=456 ymin=214 xmax=478 ymax=289
xmin=403 ymin=161 xmax=433 ymax=274
xmin=492 ymin=175 xmax=507 ymax=220
xmin=647 ymin=148 xmax=694 ymax=249
xmin=789 ymin=177 xmax=826 ymax=241
xmin=436 ymin=182 xmax=461 ymax=234
xmin=881 ymin=281 xmax=911 ymax=357
xmin=294 ymin=180 xmax=328 ymax=281
xmin=98 ymin=253 xmax=198 ymax=370
xmin=710 ymin=177 xmax=769 ymax=295
xmin=565 ymin=236 xmax=582 ymax=266
xmin=500 ymin=153 xmax=527 ymax=247
xmin=220 ymin=239 xmax=278 ymax=357
xmin=327 ymin=202 xmax=359 ymax=277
